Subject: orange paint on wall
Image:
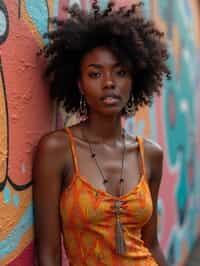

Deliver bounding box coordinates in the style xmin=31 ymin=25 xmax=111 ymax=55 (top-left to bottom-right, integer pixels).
xmin=0 ymin=185 xmax=32 ymax=240
xmin=0 ymin=65 xmax=7 ymax=183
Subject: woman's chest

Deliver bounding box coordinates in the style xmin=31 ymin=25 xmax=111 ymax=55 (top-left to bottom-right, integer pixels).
xmin=60 ymin=177 xmax=153 ymax=229
xmin=68 ymin=140 xmax=148 ymax=197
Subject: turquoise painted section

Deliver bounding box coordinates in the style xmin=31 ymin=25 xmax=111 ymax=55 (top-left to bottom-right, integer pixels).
xmin=54 ymin=0 xmax=59 ymax=16
xmin=142 ymin=0 xmax=151 ymax=18
xmin=99 ymin=0 xmax=108 ymax=10
xmin=0 ymin=205 xmax=33 ymax=260
xmin=0 ymin=8 xmax=7 ymax=36
xmin=3 ymin=187 xmax=10 ymax=205
xmin=13 ymin=193 xmax=20 ymax=208
xmin=156 ymin=1 xmax=200 ymax=265
xmin=25 ymin=0 xmax=49 ymax=38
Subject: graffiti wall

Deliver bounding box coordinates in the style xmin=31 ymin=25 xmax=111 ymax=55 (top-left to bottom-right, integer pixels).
xmin=0 ymin=0 xmax=199 ymax=265
xmin=153 ymin=1 xmax=200 ymax=265
xmin=125 ymin=1 xmax=200 ymax=265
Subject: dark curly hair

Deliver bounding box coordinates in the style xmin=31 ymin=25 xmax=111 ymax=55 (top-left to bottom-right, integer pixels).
xmin=41 ymin=1 xmax=170 ymax=115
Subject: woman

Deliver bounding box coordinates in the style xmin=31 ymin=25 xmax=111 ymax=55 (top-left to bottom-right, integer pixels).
xmin=33 ymin=2 xmax=170 ymax=265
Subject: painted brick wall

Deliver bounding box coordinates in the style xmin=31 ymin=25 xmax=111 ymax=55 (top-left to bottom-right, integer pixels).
xmin=0 ymin=1 xmax=200 ymax=265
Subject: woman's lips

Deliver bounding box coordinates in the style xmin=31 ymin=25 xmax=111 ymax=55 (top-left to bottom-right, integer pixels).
xmin=101 ymin=96 xmax=121 ymax=104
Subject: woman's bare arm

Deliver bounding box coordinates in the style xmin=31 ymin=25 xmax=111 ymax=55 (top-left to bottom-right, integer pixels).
xmin=142 ymin=140 xmax=168 ymax=266
xmin=33 ymin=132 xmax=67 ymax=266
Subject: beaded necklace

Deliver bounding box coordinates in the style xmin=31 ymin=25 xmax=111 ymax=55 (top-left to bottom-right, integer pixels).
xmin=81 ymin=125 xmax=127 ymax=255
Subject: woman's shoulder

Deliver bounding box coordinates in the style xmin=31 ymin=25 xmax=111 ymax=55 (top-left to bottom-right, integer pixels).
xmin=143 ymin=138 xmax=163 ymax=159
xmin=143 ymin=137 xmax=163 ymax=180
xmin=125 ymin=132 xmax=163 ymax=155
xmin=37 ymin=129 xmax=67 ymax=150
xmin=33 ymin=128 xmax=74 ymax=178
xmin=36 ymin=123 xmax=83 ymax=153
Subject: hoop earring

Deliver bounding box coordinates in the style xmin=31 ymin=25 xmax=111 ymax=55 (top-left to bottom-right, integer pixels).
xmin=79 ymin=95 xmax=88 ymax=119
xmin=125 ymin=95 xmax=135 ymax=116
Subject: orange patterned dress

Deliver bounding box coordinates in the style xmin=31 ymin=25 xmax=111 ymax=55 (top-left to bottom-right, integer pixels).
xmin=60 ymin=128 xmax=158 ymax=266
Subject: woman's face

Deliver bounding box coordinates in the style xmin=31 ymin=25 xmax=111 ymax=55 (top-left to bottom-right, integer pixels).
xmin=78 ymin=46 xmax=133 ymax=117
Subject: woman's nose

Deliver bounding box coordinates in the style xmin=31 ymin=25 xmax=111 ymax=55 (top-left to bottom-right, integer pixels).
xmin=104 ymin=74 xmax=115 ymax=89
xmin=105 ymin=80 xmax=115 ymax=88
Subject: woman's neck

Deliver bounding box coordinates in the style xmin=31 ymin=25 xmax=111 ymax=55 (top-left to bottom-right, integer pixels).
xmin=82 ymin=112 xmax=123 ymax=143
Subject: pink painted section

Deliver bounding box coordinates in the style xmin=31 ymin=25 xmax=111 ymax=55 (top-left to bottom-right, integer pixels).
xmin=3 ymin=1 xmax=53 ymax=186
xmin=0 ymin=1 xmax=53 ymax=265
xmin=154 ymin=97 xmax=178 ymax=250
xmin=7 ymin=243 xmax=34 ymax=266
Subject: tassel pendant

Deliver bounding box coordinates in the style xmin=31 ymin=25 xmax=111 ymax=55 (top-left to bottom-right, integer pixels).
xmin=115 ymin=200 xmax=126 ymax=255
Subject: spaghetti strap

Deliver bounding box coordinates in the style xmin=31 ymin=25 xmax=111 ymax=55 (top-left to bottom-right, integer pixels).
xmin=136 ymin=137 xmax=146 ymax=177
xmin=65 ymin=127 xmax=80 ymax=176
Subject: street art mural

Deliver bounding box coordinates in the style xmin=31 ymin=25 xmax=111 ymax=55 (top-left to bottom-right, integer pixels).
xmin=125 ymin=1 xmax=200 ymax=265
xmin=0 ymin=0 xmax=200 ymax=265
xmin=0 ymin=0 xmax=54 ymax=265
xmin=156 ymin=1 xmax=200 ymax=265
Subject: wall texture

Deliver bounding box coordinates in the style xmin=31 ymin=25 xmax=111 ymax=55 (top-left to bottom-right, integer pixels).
xmin=0 ymin=0 xmax=200 ymax=265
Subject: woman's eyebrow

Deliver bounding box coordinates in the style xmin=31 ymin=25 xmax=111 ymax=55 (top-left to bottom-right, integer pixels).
xmin=87 ymin=62 xmax=121 ymax=68
xmin=87 ymin=64 xmax=102 ymax=68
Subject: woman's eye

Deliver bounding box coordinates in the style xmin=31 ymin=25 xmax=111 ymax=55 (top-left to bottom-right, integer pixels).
xmin=88 ymin=72 xmax=101 ymax=78
xmin=116 ymin=70 xmax=127 ymax=76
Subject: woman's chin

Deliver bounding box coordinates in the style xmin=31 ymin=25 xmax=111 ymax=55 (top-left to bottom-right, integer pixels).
xmin=92 ymin=107 xmax=123 ymax=117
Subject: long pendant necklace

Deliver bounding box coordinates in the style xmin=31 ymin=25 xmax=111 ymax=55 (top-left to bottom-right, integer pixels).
xmin=81 ymin=125 xmax=127 ymax=255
